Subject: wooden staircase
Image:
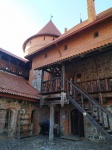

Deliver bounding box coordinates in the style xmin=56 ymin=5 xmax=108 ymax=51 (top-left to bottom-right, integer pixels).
xmin=65 ymin=78 xmax=112 ymax=143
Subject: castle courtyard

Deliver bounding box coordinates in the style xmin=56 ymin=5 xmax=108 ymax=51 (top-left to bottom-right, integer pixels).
xmin=0 ymin=135 xmax=112 ymax=150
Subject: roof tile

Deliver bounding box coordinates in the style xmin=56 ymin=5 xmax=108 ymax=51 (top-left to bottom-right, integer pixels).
xmin=37 ymin=21 xmax=61 ymax=37
xmin=0 ymin=70 xmax=39 ymax=100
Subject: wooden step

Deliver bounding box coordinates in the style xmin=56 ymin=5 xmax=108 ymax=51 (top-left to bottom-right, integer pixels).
xmin=94 ymin=118 xmax=99 ymax=121
xmin=77 ymin=100 xmax=82 ymax=103
xmin=106 ymin=130 xmax=112 ymax=134
xmin=104 ymin=126 xmax=109 ymax=130
xmin=93 ymin=116 xmax=97 ymax=118
xmin=84 ymin=107 xmax=89 ymax=111
xmin=86 ymin=111 xmax=91 ymax=114
xmin=98 ymin=121 xmax=102 ymax=125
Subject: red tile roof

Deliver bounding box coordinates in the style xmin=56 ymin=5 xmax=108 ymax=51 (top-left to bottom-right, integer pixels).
xmin=96 ymin=8 xmax=112 ymax=20
xmin=37 ymin=21 xmax=61 ymax=37
xmin=0 ymin=48 xmax=28 ymax=62
xmin=0 ymin=70 xmax=39 ymax=100
xmin=25 ymin=8 xmax=112 ymax=64
xmin=23 ymin=21 xmax=61 ymax=51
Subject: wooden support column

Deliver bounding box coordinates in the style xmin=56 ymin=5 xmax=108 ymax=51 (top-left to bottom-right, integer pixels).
xmin=41 ymin=69 xmax=44 ymax=93
xmin=16 ymin=61 xmax=19 ymax=73
xmin=98 ymin=93 xmax=103 ymax=105
xmin=61 ymin=63 xmax=65 ymax=91
xmin=49 ymin=104 xmax=54 ymax=142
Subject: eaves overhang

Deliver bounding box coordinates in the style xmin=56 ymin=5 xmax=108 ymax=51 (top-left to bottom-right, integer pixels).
xmin=25 ymin=13 xmax=112 ymax=60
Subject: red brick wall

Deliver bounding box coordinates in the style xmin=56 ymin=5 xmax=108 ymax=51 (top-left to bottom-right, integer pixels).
xmin=29 ymin=18 xmax=112 ymax=84
xmin=31 ymin=18 xmax=112 ymax=69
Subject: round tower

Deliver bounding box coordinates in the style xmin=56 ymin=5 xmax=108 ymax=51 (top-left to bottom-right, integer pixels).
xmin=23 ymin=21 xmax=61 ymax=57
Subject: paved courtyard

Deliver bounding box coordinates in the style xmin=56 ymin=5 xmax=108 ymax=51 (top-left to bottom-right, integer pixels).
xmin=0 ymin=135 xmax=112 ymax=150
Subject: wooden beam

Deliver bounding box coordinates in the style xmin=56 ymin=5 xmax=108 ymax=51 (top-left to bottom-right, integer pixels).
xmin=49 ymin=104 xmax=55 ymax=142
xmin=0 ymin=93 xmax=39 ymax=102
xmin=61 ymin=63 xmax=65 ymax=91
xmin=41 ymin=69 xmax=44 ymax=93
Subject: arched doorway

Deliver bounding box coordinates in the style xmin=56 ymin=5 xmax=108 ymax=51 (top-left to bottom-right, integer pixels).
xmin=71 ymin=109 xmax=84 ymax=137
xmin=0 ymin=109 xmax=16 ymax=139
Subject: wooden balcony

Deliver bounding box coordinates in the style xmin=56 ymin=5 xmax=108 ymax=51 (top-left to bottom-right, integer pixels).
xmin=42 ymin=77 xmax=62 ymax=94
xmin=77 ymin=78 xmax=112 ymax=93
xmin=42 ymin=77 xmax=112 ymax=95
xmin=0 ymin=62 xmax=29 ymax=79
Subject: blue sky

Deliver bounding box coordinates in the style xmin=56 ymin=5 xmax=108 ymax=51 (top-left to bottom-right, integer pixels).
xmin=0 ymin=0 xmax=112 ymax=58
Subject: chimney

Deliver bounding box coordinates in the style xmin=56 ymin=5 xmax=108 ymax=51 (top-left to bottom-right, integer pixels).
xmin=64 ymin=28 xmax=67 ymax=33
xmin=87 ymin=0 xmax=96 ymax=22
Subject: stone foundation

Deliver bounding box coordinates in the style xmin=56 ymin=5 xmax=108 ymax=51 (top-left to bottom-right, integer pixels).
xmin=0 ymin=97 xmax=47 ymax=139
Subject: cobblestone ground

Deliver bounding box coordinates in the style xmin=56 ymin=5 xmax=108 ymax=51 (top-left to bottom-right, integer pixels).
xmin=0 ymin=135 xmax=112 ymax=150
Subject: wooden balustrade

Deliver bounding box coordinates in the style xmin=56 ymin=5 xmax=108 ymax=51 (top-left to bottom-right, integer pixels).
xmin=77 ymin=78 xmax=112 ymax=93
xmin=0 ymin=61 xmax=29 ymax=78
xmin=42 ymin=77 xmax=62 ymax=93
xmin=66 ymin=78 xmax=112 ymax=141
xmin=42 ymin=77 xmax=112 ymax=94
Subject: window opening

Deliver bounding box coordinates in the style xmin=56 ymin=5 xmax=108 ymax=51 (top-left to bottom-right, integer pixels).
xmin=94 ymin=32 xmax=99 ymax=38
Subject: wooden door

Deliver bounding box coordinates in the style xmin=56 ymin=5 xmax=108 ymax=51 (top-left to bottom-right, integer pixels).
xmin=71 ymin=109 xmax=78 ymax=135
xmin=71 ymin=109 xmax=84 ymax=137
xmin=78 ymin=111 xmax=84 ymax=137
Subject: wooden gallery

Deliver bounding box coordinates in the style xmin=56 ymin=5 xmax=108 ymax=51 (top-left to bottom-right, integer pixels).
xmin=0 ymin=0 xmax=112 ymax=143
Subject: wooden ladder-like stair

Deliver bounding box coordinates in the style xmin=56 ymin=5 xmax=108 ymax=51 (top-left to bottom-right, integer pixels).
xmin=65 ymin=78 xmax=112 ymax=143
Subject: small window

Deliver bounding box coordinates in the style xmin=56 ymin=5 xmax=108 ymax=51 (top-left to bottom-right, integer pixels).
xmin=64 ymin=45 xmax=67 ymax=50
xmin=94 ymin=32 xmax=99 ymax=38
xmin=53 ymin=38 xmax=55 ymax=40
xmin=30 ymin=41 xmax=31 ymax=44
xmin=45 ymin=53 xmax=47 ymax=58
xmin=44 ymin=37 xmax=45 ymax=40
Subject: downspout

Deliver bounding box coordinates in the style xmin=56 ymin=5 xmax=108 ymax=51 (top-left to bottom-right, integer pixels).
xmin=54 ymin=42 xmax=62 ymax=57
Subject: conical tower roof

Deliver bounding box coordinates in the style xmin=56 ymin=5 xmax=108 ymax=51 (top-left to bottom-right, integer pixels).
xmin=37 ymin=20 xmax=61 ymax=37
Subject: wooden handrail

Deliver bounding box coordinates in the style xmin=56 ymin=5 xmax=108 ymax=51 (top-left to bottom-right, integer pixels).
xmin=0 ymin=62 xmax=29 ymax=78
xmin=42 ymin=77 xmax=62 ymax=93
xmin=43 ymin=77 xmax=61 ymax=83
xmin=65 ymin=78 xmax=112 ymax=117
xmin=77 ymin=78 xmax=112 ymax=93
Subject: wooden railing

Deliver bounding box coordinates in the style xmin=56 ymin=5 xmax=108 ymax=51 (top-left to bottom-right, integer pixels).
xmin=0 ymin=62 xmax=29 ymax=78
xmin=77 ymin=78 xmax=112 ymax=93
xmin=66 ymin=78 xmax=112 ymax=143
xmin=42 ymin=77 xmax=62 ymax=93
xmin=42 ymin=77 xmax=112 ymax=94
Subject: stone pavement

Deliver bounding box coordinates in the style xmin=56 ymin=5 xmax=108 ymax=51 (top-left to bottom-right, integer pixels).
xmin=0 ymin=135 xmax=112 ymax=150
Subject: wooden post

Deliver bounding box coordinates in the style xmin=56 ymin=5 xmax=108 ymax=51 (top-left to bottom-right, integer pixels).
xmin=49 ymin=104 xmax=54 ymax=142
xmin=98 ymin=93 xmax=103 ymax=105
xmin=41 ymin=69 xmax=44 ymax=93
xmin=61 ymin=63 xmax=65 ymax=91
xmin=8 ymin=57 xmax=11 ymax=69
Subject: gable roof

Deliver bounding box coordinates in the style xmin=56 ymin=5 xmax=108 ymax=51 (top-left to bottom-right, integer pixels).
xmin=0 ymin=70 xmax=39 ymax=100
